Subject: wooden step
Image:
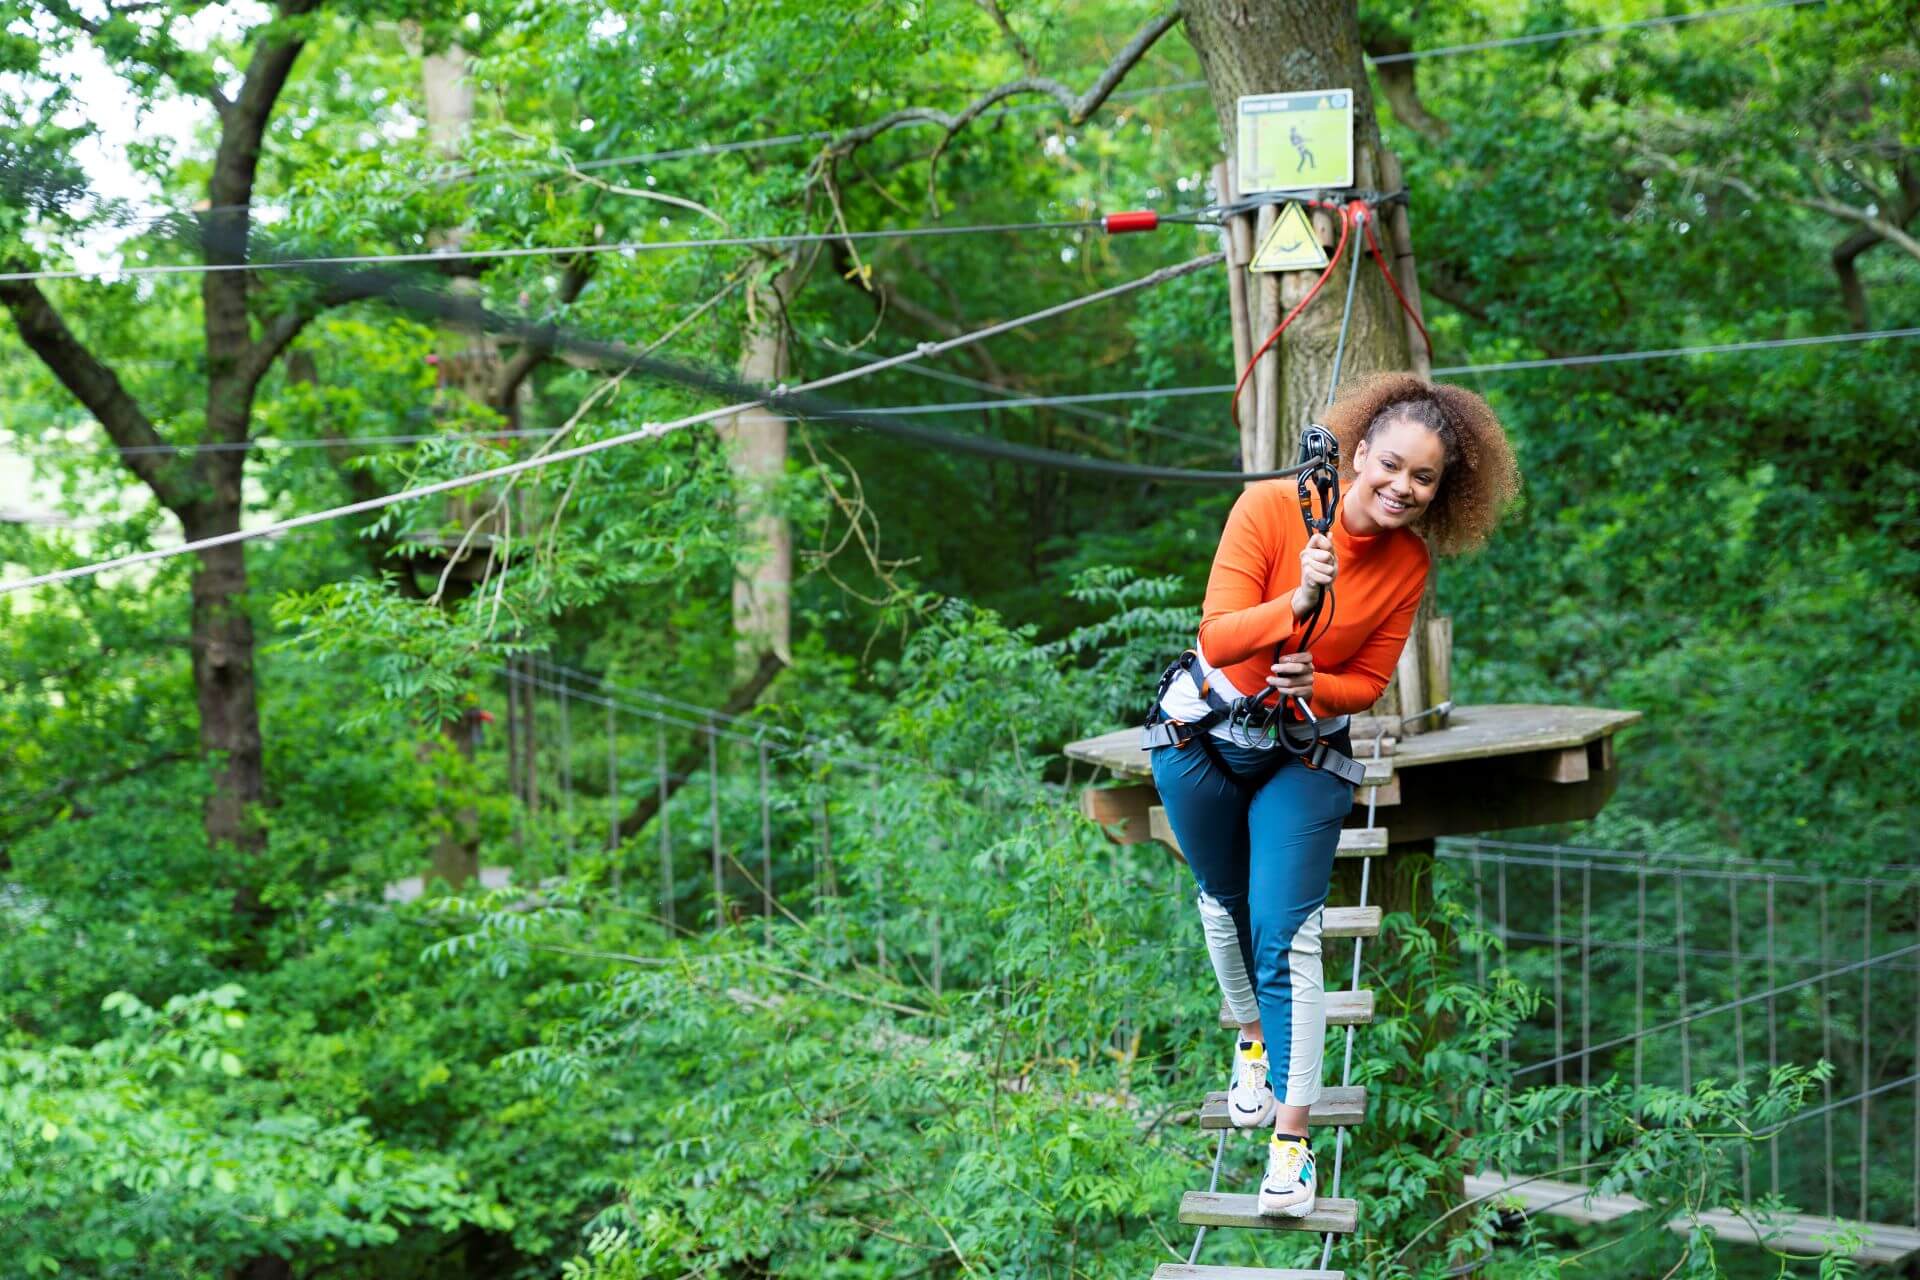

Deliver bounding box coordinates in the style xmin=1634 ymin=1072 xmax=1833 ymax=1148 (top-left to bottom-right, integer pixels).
xmin=1323 ymin=906 xmax=1381 ymax=939
xmin=1220 ymin=990 xmax=1374 ymax=1030
xmin=1152 ymin=1266 xmax=1342 ymax=1279
xmin=1202 ymin=1086 xmax=1367 ymax=1130
xmin=1179 ymin=1190 xmax=1359 ymax=1235
xmin=1151 ymin=808 xmax=1388 ymax=860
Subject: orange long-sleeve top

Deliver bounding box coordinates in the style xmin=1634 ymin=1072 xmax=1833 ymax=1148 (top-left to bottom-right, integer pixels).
xmin=1194 ymin=480 xmax=1430 ymax=718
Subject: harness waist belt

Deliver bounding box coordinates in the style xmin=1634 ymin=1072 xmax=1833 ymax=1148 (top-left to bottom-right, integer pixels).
xmin=1141 ymin=716 xmax=1368 ymax=787
xmin=1141 ymin=650 xmax=1371 ymax=787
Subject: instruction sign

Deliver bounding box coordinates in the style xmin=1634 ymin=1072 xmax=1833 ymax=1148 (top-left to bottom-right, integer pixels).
xmin=1250 ymin=202 xmax=1328 ymax=273
xmin=1237 ymin=89 xmax=1354 ymax=195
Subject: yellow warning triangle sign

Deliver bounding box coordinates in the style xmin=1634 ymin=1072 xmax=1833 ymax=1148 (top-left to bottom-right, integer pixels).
xmin=1250 ymin=202 xmax=1328 ymax=273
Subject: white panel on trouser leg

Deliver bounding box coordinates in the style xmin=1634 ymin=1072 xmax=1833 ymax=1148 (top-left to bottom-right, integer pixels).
xmin=1283 ymin=906 xmax=1327 ymax=1107
xmin=1197 ymin=892 xmax=1260 ymax=1025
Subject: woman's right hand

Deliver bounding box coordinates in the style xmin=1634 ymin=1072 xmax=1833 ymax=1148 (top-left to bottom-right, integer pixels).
xmin=1268 ymin=652 xmax=1314 ymax=704
xmin=1292 ymin=532 xmax=1336 ymax=619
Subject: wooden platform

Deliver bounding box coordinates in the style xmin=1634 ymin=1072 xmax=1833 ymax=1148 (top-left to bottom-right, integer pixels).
xmin=1464 ymin=1172 xmax=1920 ymax=1265
xmin=1069 ymin=703 xmax=1639 ymax=845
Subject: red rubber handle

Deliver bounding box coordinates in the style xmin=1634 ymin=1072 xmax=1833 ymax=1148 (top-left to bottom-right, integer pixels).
xmin=1102 ymin=210 xmax=1159 ymax=234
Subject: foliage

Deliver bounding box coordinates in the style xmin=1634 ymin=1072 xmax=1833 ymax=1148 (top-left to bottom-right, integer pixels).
xmin=2 ymin=0 xmax=1914 ymax=1275
xmin=1 ymin=984 xmax=504 ymax=1277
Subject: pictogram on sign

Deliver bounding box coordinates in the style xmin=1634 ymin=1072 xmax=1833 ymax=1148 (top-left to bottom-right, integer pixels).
xmin=1249 ymin=202 xmax=1329 ymax=273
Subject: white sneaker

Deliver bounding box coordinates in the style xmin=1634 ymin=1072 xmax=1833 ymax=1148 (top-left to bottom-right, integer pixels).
xmin=1227 ymin=1038 xmax=1276 ymax=1128
xmin=1258 ymin=1133 xmax=1317 ymax=1218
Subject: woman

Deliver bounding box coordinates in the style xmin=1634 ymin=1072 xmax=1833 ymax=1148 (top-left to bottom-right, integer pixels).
xmin=1148 ymin=373 xmax=1519 ymax=1218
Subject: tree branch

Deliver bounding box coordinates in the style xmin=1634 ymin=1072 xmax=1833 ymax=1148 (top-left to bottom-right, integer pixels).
xmin=822 ymin=10 xmax=1179 ymax=158
xmin=489 ymin=258 xmax=597 ymax=413
xmin=975 ymin=0 xmax=1041 ymax=76
xmin=1361 ymin=23 xmax=1449 ymax=144
xmin=231 ymin=276 xmax=363 ymax=396
xmin=1641 ymin=150 xmax=1920 ymax=266
xmin=0 ymin=277 xmax=194 ymax=511
xmin=203 ymin=0 xmax=319 ymax=441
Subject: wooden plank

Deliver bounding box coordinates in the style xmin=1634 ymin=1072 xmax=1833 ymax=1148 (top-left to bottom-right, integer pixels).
xmin=1179 ymin=1191 xmax=1358 ymax=1235
xmin=1368 ymin=774 xmax=1401 ymax=807
xmin=1463 ymin=1173 xmax=1920 ymax=1265
xmin=1153 ymin=1265 xmax=1342 ymax=1280
xmin=1202 ymin=1086 xmax=1367 ymax=1130
xmin=1349 ymin=714 xmax=1401 ymax=745
xmin=1426 ymin=615 xmax=1452 ymax=718
xmin=1389 ymin=704 xmax=1641 ymax=769
xmin=1512 ymin=746 xmax=1590 ymax=784
xmin=1066 ymin=706 xmax=1640 ymax=780
xmin=1377 ymin=146 xmax=1431 ymax=382
xmin=1153 ymin=808 xmax=1388 ymax=861
xmin=1338 ymin=827 xmax=1388 ymax=856
xmin=1591 ymin=734 xmax=1616 ymax=772
xmin=1221 ymin=990 xmax=1372 ymax=1029
xmin=1323 ymin=905 xmax=1381 ymax=939
xmin=1078 ymin=784 xmax=1158 ymax=843
xmin=1392 ymin=623 xmax=1426 ymax=739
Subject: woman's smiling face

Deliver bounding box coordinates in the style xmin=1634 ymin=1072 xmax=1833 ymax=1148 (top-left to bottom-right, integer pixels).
xmin=1347 ymin=416 xmax=1447 ymax=533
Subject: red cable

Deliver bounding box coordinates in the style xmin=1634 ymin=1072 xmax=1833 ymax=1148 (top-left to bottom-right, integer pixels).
xmin=1230 ymin=204 xmax=1353 ymax=435
xmin=1361 ymin=211 xmax=1433 ymax=366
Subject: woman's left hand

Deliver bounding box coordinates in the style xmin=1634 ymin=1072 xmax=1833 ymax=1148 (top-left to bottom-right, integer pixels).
xmin=1268 ymin=652 xmax=1314 ymax=703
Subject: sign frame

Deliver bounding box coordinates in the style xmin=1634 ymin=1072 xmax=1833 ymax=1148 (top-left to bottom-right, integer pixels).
xmin=1236 ymin=89 xmax=1355 ymax=196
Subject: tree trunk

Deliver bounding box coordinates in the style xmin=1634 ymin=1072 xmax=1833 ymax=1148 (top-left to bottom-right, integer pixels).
xmin=411 ymin=32 xmax=491 ymax=886
xmin=1185 ymin=0 xmax=1438 ymax=727
xmin=718 ymin=272 xmax=798 ymax=675
xmin=426 ymin=707 xmax=485 ymax=886
xmin=187 ymin=532 xmax=265 ymax=854
xmin=1184 ymin=0 xmax=1411 ymax=461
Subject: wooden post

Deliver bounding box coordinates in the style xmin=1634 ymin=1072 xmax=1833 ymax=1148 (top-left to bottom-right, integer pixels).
xmin=1218 ymin=160 xmax=1258 ymax=477
xmin=1274 ymin=205 xmax=1339 ymax=466
xmin=1427 ymin=615 xmax=1453 ymax=728
xmin=1252 ymin=202 xmax=1282 ymax=473
xmin=1393 ymin=625 xmax=1426 ymax=732
xmin=1378 ymin=148 xmax=1431 ymax=381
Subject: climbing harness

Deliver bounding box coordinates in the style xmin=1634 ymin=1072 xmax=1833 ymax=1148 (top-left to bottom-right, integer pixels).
xmin=1140 ymin=647 xmax=1367 ymax=788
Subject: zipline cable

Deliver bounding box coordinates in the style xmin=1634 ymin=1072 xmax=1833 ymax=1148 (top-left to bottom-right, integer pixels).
xmin=5 ymin=250 xmax=1354 ymax=595
xmin=1369 ymin=0 xmax=1826 ymax=63
xmin=8 ymin=327 xmax=1914 ymax=465
xmin=0 ymin=214 xmax=1137 ymax=285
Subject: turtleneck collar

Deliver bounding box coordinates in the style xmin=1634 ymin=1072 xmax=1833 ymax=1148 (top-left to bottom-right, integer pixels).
xmin=1334 ymin=493 xmax=1389 ymax=557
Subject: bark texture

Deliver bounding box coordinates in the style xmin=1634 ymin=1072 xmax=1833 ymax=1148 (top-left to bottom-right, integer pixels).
xmin=718 ymin=272 xmax=799 ymax=673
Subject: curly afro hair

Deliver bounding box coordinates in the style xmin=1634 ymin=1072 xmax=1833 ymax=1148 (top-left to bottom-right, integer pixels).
xmin=1320 ymin=371 xmax=1520 ymax=555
